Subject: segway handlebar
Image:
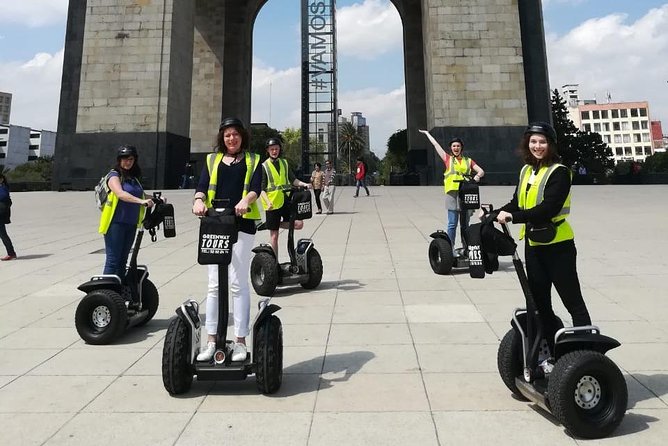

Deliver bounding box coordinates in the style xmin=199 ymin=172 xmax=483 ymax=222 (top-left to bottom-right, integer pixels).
xmin=453 ymin=173 xmax=477 ymax=184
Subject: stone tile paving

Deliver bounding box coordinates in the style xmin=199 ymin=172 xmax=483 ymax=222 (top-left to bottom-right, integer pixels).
xmin=0 ymin=185 xmax=666 ymax=445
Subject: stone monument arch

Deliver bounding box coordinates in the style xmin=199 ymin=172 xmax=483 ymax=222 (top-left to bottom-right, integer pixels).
xmin=53 ymin=0 xmax=550 ymax=189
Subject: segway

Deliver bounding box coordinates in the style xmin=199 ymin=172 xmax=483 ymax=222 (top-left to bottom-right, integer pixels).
xmin=162 ymin=200 xmax=283 ymax=395
xmin=493 ymin=216 xmax=627 ymax=439
xmin=75 ymin=192 xmax=176 ymax=344
xmin=250 ymin=187 xmax=323 ymax=296
xmin=429 ymin=174 xmax=483 ymax=274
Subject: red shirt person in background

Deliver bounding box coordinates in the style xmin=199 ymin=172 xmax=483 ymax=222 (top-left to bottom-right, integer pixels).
xmin=354 ymin=157 xmax=370 ymax=197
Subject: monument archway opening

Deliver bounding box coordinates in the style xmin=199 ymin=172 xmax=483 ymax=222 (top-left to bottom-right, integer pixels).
xmin=53 ymin=0 xmax=551 ymax=190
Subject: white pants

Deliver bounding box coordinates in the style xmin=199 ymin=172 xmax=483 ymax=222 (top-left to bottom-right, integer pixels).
xmin=322 ymin=185 xmax=336 ymax=212
xmin=204 ymin=231 xmax=254 ymax=338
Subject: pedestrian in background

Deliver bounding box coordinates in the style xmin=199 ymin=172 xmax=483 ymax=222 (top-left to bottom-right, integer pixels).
xmin=310 ymin=162 xmax=324 ymax=214
xmin=322 ymin=159 xmax=336 ymax=214
xmin=353 ymin=157 xmax=370 ymax=197
xmin=0 ymin=173 xmax=17 ymax=261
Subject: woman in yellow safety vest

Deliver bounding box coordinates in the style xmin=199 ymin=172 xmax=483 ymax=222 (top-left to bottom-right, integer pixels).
xmin=496 ymin=122 xmax=592 ymax=357
xmin=99 ymin=145 xmax=155 ymax=276
xmin=191 ymin=117 xmax=262 ymax=363
xmin=420 ymin=129 xmax=485 ymax=250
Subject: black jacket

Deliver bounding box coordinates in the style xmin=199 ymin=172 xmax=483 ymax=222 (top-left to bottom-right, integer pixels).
xmin=499 ymin=164 xmax=571 ymax=224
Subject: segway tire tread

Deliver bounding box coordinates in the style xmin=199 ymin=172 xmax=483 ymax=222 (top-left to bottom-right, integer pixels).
xmin=429 ymin=238 xmax=454 ymax=275
xmin=547 ymin=350 xmax=627 ymax=439
xmin=251 ymin=252 xmax=279 ymax=296
xmin=497 ymin=328 xmax=529 ymax=401
xmin=75 ymin=289 xmax=128 ymax=345
xmin=255 ymin=315 xmax=283 ymax=394
xmin=135 ymin=279 xmax=159 ymax=327
xmin=162 ymin=316 xmax=194 ymax=395
xmin=301 ymin=249 xmax=323 ymax=289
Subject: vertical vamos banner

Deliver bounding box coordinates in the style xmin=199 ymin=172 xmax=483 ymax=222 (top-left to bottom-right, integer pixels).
xmin=301 ymin=0 xmax=338 ymax=172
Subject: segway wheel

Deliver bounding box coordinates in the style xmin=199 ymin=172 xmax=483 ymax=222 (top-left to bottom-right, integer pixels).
xmin=135 ymin=279 xmax=159 ymax=327
xmin=547 ymin=350 xmax=627 ymax=439
xmin=251 ymin=252 xmax=279 ymax=296
xmin=75 ymin=289 xmax=128 ymax=345
xmin=497 ymin=328 xmax=529 ymax=401
xmin=301 ymin=249 xmax=323 ymax=289
xmin=255 ymin=315 xmax=283 ymax=394
xmin=429 ymin=238 xmax=454 ymax=275
xmin=162 ymin=315 xmax=194 ymax=395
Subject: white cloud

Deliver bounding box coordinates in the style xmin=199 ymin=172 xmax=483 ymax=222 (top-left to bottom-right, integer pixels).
xmin=337 ymin=0 xmax=402 ymax=60
xmin=546 ymin=5 xmax=668 ymax=127
xmin=338 ymin=86 xmax=406 ymax=156
xmin=251 ymin=58 xmax=404 ymax=157
xmin=251 ymin=59 xmax=302 ymax=131
xmin=0 ymin=0 xmax=68 ymax=27
xmin=0 ymin=49 xmax=64 ymax=130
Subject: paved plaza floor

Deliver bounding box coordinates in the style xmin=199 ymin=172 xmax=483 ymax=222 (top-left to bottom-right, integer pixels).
xmin=0 ymin=185 xmax=667 ymax=445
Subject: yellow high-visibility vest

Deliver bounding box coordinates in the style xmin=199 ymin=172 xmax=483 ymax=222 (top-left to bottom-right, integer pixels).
xmin=443 ymin=156 xmax=472 ymax=193
xmin=98 ymin=177 xmax=146 ymax=235
xmin=261 ymin=158 xmax=290 ymax=211
xmin=517 ymin=163 xmax=574 ymax=246
xmin=205 ymin=151 xmax=261 ymax=220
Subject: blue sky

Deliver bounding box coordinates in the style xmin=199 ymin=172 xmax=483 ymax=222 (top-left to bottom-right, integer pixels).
xmin=1 ymin=0 xmax=667 ymax=157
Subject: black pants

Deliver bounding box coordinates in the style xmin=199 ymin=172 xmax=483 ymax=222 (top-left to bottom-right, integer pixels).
xmin=0 ymin=223 xmax=16 ymax=256
xmin=313 ymin=189 xmax=322 ymax=211
xmin=525 ymin=239 xmax=591 ymax=351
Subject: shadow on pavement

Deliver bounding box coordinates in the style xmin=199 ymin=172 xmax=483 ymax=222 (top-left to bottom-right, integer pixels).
xmin=111 ymin=318 xmax=172 ymax=345
xmin=270 ymin=279 xmax=363 ymax=296
xmin=200 ymin=351 xmax=375 ymax=398
xmin=11 ymin=254 xmax=53 ymax=260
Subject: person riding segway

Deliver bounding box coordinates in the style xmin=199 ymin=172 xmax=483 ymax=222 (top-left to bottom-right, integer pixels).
xmin=162 ymin=200 xmax=283 ymax=394
xmin=161 ymin=117 xmax=283 ymax=395
xmin=251 ymin=186 xmax=323 ymax=296
xmin=420 ymin=130 xmax=485 ymax=275
xmin=249 ymin=138 xmax=323 ymax=296
xmin=428 ymin=173 xmax=486 ymax=274
xmin=491 ymin=122 xmax=627 ymax=438
xmin=75 ymin=192 xmax=176 ymax=344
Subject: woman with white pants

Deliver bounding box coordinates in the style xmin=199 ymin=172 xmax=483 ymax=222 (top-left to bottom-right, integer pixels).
xmin=192 ymin=117 xmax=262 ymax=362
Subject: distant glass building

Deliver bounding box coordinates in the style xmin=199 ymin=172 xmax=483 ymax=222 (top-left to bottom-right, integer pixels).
xmin=0 ymin=92 xmax=12 ymax=125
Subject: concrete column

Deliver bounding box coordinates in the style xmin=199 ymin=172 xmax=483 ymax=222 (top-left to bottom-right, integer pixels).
xmin=420 ymin=0 xmax=545 ymax=183
xmin=54 ymin=0 xmax=194 ymax=189
xmin=190 ymin=0 xmax=227 ymax=153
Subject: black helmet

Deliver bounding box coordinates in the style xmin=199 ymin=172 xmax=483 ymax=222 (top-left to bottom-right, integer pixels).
xmin=525 ymin=122 xmax=557 ymax=143
xmin=219 ymin=117 xmax=245 ymax=132
xmin=265 ymin=138 xmax=282 ymax=149
xmin=117 ymin=145 xmax=138 ymax=159
xmin=448 ymin=137 xmax=464 ymax=147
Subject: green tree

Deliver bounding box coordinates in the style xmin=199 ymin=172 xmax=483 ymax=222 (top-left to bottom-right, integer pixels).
xmin=249 ymin=124 xmax=281 ymax=157
xmin=643 ymin=152 xmax=668 ymax=173
xmin=281 ymin=127 xmax=302 ymax=171
xmin=338 ymin=121 xmax=365 ymax=175
xmin=572 ymin=130 xmax=614 ymax=174
xmin=5 ymin=156 xmax=54 ymax=183
xmin=550 ymin=89 xmax=614 ymax=173
xmin=550 ymin=88 xmax=578 ymax=167
xmin=380 ymin=129 xmax=408 ymax=184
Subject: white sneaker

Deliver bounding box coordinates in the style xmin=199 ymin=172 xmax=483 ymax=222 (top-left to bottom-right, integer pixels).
xmin=231 ymin=343 xmax=247 ymax=362
xmin=197 ymin=341 xmax=216 ymax=361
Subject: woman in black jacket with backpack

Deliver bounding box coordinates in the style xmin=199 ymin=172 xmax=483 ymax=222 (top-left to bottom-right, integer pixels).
xmin=0 ymin=173 xmax=17 ymax=261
